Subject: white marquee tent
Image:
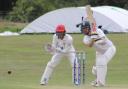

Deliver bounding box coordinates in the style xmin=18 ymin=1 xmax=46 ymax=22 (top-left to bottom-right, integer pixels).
xmin=21 ymin=6 xmax=128 ymax=33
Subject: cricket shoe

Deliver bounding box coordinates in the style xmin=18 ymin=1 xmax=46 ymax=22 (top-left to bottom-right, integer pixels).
xmin=94 ymin=83 xmax=104 ymax=87
xmin=91 ymin=80 xmax=105 ymax=87
xmin=40 ymin=78 xmax=48 ymax=86
xmin=91 ymin=80 xmax=97 ymax=86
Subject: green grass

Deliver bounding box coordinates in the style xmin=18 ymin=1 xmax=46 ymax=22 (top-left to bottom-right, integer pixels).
xmin=0 ymin=34 xmax=128 ymax=89
xmin=0 ymin=21 xmax=27 ymax=32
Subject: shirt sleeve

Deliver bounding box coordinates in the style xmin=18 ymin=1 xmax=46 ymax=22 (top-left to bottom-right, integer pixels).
xmin=52 ymin=34 xmax=57 ymax=48
xmin=91 ymin=28 xmax=105 ymax=39
xmin=83 ymin=36 xmax=92 ymax=45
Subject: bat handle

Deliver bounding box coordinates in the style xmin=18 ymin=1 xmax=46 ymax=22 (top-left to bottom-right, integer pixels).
xmin=82 ymin=17 xmax=83 ymax=20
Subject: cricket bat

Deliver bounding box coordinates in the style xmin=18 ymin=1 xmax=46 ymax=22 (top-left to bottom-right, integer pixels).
xmin=86 ymin=5 xmax=97 ymax=34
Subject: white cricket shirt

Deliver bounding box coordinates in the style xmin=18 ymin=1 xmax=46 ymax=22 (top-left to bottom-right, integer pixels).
xmin=83 ymin=29 xmax=113 ymax=54
xmin=52 ymin=34 xmax=75 ymax=53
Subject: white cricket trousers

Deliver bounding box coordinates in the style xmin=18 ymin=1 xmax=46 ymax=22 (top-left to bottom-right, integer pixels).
xmin=40 ymin=52 xmax=76 ymax=84
xmin=95 ymin=45 xmax=116 ymax=85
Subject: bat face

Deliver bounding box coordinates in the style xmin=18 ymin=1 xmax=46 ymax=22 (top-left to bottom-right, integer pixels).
xmin=86 ymin=5 xmax=97 ymax=34
xmin=86 ymin=5 xmax=94 ymax=23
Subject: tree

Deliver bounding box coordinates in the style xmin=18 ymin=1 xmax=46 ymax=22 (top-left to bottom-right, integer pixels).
xmin=8 ymin=0 xmax=56 ymax=22
xmin=7 ymin=0 xmax=88 ymax=22
xmin=88 ymin=0 xmax=128 ymax=9
xmin=7 ymin=0 xmax=128 ymax=22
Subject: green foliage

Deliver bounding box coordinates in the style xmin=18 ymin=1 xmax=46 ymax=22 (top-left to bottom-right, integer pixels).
xmin=89 ymin=0 xmax=128 ymax=8
xmin=6 ymin=0 xmax=128 ymax=22
xmin=7 ymin=0 xmax=88 ymax=22
xmin=53 ymin=0 xmax=87 ymax=8
xmin=8 ymin=0 xmax=45 ymax=22
xmin=8 ymin=0 xmax=40 ymax=22
xmin=0 ymin=21 xmax=27 ymax=32
xmin=124 ymin=1 xmax=128 ymax=9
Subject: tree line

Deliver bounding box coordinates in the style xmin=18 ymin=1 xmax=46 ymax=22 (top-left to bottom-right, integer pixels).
xmin=5 ymin=0 xmax=128 ymax=22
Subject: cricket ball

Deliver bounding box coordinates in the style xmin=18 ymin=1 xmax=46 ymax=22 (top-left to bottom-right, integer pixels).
xmin=8 ymin=71 xmax=12 ymax=74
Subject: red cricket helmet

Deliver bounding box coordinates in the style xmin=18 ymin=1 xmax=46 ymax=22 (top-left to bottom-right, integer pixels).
xmin=56 ymin=24 xmax=66 ymax=33
xmin=55 ymin=24 xmax=66 ymax=39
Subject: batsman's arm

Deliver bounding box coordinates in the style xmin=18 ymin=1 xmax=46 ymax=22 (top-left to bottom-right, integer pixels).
xmin=84 ymin=39 xmax=95 ymax=47
xmin=87 ymin=36 xmax=106 ymax=47
xmin=83 ymin=35 xmax=98 ymax=47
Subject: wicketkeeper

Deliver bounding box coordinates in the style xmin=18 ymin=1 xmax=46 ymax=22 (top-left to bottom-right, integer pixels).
xmin=40 ymin=24 xmax=77 ymax=85
xmin=80 ymin=21 xmax=116 ymax=87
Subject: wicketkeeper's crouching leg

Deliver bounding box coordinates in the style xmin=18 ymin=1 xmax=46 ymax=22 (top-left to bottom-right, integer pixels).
xmin=40 ymin=62 xmax=54 ymax=85
xmin=40 ymin=54 xmax=62 ymax=85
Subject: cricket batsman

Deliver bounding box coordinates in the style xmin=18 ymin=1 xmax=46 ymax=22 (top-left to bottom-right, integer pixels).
xmin=80 ymin=21 xmax=116 ymax=87
xmin=40 ymin=24 xmax=77 ymax=85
